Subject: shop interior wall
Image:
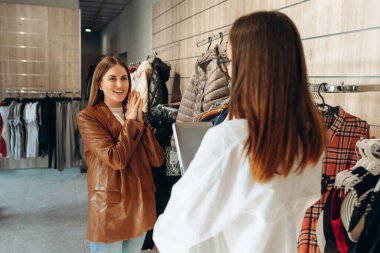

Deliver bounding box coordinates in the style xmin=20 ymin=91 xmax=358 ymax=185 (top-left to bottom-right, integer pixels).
xmin=0 ymin=0 xmax=78 ymax=9
xmin=101 ymin=0 xmax=158 ymax=63
xmin=151 ymin=0 xmax=380 ymax=138
xmin=0 ymin=2 xmax=80 ymax=169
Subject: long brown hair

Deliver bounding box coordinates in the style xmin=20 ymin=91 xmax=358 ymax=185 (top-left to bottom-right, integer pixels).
xmin=228 ymin=11 xmax=326 ymax=182
xmin=88 ymin=56 xmax=131 ymax=107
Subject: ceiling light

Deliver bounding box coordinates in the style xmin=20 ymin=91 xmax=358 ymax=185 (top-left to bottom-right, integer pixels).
xmin=85 ymin=27 xmax=92 ymax=32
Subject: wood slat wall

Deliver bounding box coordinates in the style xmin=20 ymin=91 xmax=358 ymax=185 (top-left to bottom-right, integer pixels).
xmin=0 ymin=3 xmax=80 ymax=100
xmin=152 ymin=0 xmax=380 ymax=137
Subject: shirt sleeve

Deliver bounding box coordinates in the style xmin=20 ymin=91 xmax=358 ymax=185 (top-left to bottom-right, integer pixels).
xmin=77 ymin=110 xmax=145 ymax=170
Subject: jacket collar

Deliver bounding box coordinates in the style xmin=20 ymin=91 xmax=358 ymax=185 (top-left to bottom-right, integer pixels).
xmin=95 ymin=101 xmax=123 ymax=140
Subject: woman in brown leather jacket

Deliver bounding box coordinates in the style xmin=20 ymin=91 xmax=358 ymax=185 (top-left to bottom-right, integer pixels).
xmin=77 ymin=56 xmax=165 ymax=253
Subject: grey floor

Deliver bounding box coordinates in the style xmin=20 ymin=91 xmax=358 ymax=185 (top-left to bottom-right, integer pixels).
xmin=0 ymin=168 xmax=156 ymax=253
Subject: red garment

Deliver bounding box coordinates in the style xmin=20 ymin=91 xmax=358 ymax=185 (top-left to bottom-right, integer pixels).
xmin=330 ymin=189 xmax=350 ymax=253
xmin=0 ymin=111 xmax=6 ymax=157
xmin=298 ymin=107 xmax=370 ymax=253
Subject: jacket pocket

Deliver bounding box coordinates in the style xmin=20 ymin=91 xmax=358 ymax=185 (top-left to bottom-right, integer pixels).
xmin=91 ymin=190 xmax=121 ymax=203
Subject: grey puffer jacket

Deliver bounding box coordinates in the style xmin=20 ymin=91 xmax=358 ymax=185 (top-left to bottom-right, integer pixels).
xmin=176 ymin=44 xmax=230 ymax=122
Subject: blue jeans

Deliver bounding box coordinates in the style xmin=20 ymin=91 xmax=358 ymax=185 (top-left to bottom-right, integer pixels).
xmin=89 ymin=233 xmax=146 ymax=253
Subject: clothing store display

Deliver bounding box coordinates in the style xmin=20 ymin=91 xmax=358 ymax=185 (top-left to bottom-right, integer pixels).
xmin=154 ymin=119 xmax=323 ymax=253
xmin=176 ymin=44 xmax=230 ymax=122
xmin=77 ymin=101 xmax=165 ymax=243
xmin=131 ymin=60 xmax=153 ymax=112
xmin=298 ymin=107 xmax=370 ymax=253
xmin=0 ymin=96 xmax=80 ymax=170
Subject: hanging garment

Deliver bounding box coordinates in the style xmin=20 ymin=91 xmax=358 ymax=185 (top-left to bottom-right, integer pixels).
xmin=0 ymin=111 xmax=6 ymax=157
xmin=131 ymin=60 xmax=153 ymax=113
xmin=56 ymin=101 xmax=67 ymax=171
xmin=65 ymin=101 xmax=81 ymax=168
xmin=176 ymin=44 xmax=230 ymax=123
xmin=340 ymin=171 xmax=379 ymax=242
xmin=149 ymin=57 xmax=170 ymax=110
xmin=323 ymin=188 xmax=350 ymax=253
xmin=24 ymin=102 xmax=39 ymax=158
xmin=0 ymin=104 xmax=10 ymax=157
xmin=153 ymin=119 xmax=323 ymax=253
xmin=351 ymin=189 xmax=380 ymax=253
xmin=11 ymin=102 xmax=25 ymax=160
xmin=298 ymin=107 xmax=370 ymax=253
xmin=38 ymin=97 xmax=57 ymax=168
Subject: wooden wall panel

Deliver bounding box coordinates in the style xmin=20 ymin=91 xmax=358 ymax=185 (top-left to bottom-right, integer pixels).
xmin=153 ymin=0 xmax=226 ymax=34
xmin=0 ymin=3 xmax=80 ymax=101
xmin=303 ymin=30 xmax=380 ymax=77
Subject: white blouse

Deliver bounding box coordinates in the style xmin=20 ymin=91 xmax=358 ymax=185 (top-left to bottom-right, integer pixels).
xmin=108 ymin=107 xmax=125 ymax=125
xmin=153 ymin=119 xmax=322 ymax=253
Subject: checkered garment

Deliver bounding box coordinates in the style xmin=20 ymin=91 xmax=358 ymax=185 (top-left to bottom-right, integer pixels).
xmin=297 ymin=107 xmax=370 ymax=253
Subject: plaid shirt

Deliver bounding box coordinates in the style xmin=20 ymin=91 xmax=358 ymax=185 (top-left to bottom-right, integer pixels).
xmin=298 ymin=107 xmax=370 ymax=253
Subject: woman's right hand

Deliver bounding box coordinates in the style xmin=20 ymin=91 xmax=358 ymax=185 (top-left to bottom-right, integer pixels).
xmin=125 ymin=90 xmax=141 ymax=120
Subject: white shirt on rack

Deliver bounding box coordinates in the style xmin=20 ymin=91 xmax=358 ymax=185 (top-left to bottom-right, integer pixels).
xmin=153 ymin=119 xmax=323 ymax=253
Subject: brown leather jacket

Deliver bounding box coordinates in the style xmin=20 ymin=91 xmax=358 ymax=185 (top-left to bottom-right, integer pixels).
xmin=77 ymin=101 xmax=165 ymax=243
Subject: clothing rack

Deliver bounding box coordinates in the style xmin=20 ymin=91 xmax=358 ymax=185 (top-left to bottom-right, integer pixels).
xmin=196 ymin=29 xmax=229 ymax=47
xmin=310 ymin=82 xmax=380 ymax=93
xmin=128 ymin=61 xmax=141 ymax=68
xmin=4 ymin=87 xmax=81 ymax=97
xmin=147 ymin=43 xmax=181 ymax=60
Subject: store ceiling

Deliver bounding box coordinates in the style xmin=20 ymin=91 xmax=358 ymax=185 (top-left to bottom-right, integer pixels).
xmin=80 ymin=0 xmax=131 ymax=32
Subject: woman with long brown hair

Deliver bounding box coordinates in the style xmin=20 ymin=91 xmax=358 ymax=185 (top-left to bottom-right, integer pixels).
xmin=77 ymin=56 xmax=164 ymax=253
xmin=153 ymin=11 xmax=326 ymax=253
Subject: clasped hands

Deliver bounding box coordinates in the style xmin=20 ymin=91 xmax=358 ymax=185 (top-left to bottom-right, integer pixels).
xmin=125 ymin=90 xmax=146 ymax=124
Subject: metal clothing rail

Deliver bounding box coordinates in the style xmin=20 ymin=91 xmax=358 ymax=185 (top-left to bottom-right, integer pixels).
xmin=146 ymin=43 xmax=181 ymax=60
xmin=4 ymin=87 xmax=81 ymax=97
xmin=310 ymin=82 xmax=380 ymax=93
xmin=196 ymin=29 xmax=229 ymax=47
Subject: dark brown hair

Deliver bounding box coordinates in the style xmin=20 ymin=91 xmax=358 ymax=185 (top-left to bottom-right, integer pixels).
xmin=228 ymin=11 xmax=326 ymax=182
xmin=88 ymin=56 xmax=131 ymax=107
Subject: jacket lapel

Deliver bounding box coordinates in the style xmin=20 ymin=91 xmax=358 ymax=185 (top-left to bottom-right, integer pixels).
xmin=95 ymin=101 xmax=123 ymax=140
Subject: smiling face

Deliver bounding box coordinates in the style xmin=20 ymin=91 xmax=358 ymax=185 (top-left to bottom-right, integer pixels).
xmin=99 ymin=64 xmax=129 ymax=108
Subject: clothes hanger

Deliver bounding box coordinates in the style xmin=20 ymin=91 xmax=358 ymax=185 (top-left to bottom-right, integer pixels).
xmin=316 ymin=83 xmax=338 ymax=117
xmin=363 ymin=141 xmax=380 ymax=176
xmin=335 ymin=139 xmax=369 ymax=189
xmin=206 ymin=37 xmax=212 ymax=51
xmin=342 ymin=141 xmax=380 ymax=193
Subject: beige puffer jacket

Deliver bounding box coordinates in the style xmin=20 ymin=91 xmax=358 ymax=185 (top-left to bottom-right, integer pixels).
xmin=176 ymin=44 xmax=230 ymax=122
